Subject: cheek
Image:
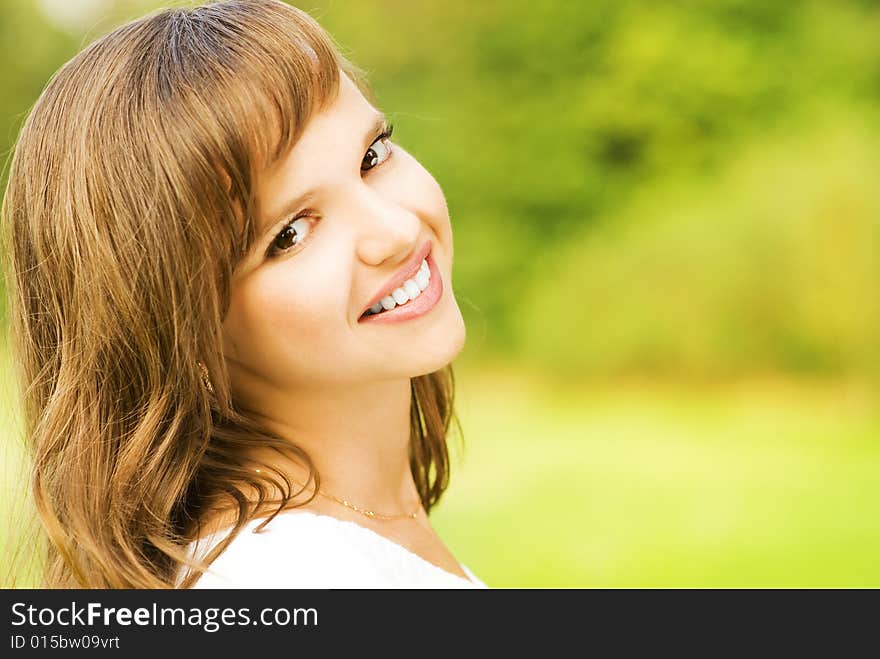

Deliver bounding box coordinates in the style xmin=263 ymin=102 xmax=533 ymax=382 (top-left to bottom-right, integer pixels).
xmin=223 ymin=265 xmax=343 ymax=365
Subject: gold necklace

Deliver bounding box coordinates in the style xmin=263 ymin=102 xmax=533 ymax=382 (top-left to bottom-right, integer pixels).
xmin=318 ymin=489 xmax=421 ymax=521
xmin=256 ymin=469 xmax=422 ymax=521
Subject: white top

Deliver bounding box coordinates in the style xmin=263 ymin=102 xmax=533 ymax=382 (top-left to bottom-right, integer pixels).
xmin=181 ymin=511 xmax=488 ymax=589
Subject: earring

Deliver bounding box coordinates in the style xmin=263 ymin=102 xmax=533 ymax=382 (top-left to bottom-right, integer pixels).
xmin=197 ymin=361 xmax=215 ymax=395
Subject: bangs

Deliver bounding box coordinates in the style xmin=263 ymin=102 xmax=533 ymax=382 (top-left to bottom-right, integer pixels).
xmin=186 ymin=0 xmax=344 ymax=167
xmin=152 ymin=0 xmax=360 ymax=257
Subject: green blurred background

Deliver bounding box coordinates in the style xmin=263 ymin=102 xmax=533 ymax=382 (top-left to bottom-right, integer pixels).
xmin=2 ymin=0 xmax=879 ymax=587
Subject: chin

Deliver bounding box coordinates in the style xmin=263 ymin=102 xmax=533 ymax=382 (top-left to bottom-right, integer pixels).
xmin=413 ymin=302 xmax=467 ymax=376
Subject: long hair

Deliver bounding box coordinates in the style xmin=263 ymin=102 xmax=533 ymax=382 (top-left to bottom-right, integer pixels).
xmin=1 ymin=0 xmax=459 ymax=588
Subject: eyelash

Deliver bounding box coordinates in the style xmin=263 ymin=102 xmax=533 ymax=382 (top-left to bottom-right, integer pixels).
xmin=267 ymin=125 xmax=395 ymax=259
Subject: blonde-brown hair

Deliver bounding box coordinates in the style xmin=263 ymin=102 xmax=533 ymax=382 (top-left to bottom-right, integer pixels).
xmin=1 ymin=0 xmax=459 ymax=588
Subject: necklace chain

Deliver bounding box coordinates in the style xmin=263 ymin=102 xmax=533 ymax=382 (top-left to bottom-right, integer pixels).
xmin=256 ymin=469 xmax=421 ymax=521
xmin=318 ymin=489 xmax=421 ymax=521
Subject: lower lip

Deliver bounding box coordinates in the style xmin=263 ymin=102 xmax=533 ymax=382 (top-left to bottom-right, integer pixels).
xmin=358 ymin=252 xmax=443 ymax=324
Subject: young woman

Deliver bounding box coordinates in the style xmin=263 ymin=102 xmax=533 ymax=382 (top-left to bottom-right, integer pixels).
xmin=2 ymin=0 xmax=484 ymax=588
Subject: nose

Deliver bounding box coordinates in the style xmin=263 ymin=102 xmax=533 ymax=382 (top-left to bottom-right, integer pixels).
xmin=351 ymin=185 xmax=421 ymax=267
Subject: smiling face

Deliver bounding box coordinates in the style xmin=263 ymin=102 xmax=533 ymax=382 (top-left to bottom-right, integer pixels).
xmin=221 ymin=74 xmax=465 ymax=405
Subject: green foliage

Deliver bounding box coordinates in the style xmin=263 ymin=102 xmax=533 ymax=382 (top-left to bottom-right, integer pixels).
xmin=513 ymin=119 xmax=880 ymax=377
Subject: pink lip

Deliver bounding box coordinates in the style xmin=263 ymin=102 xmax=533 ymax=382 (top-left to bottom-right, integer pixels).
xmin=358 ymin=249 xmax=443 ymax=324
xmin=359 ymin=240 xmax=432 ymax=318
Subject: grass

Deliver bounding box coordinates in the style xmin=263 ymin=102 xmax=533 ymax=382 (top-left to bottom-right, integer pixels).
xmin=432 ymin=363 xmax=880 ymax=587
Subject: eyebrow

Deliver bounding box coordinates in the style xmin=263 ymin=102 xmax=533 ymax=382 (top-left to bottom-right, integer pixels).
xmin=255 ymin=112 xmax=389 ymax=246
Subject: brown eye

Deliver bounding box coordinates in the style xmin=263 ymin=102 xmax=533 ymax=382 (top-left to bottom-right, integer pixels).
xmin=361 ymin=136 xmax=392 ymax=172
xmin=270 ymin=217 xmax=310 ymax=256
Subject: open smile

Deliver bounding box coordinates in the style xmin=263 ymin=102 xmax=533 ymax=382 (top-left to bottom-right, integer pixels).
xmin=358 ymin=243 xmax=443 ymax=324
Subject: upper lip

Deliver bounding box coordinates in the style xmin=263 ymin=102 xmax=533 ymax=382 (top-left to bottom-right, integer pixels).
xmin=359 ymin=240 xmax=432 ymax=318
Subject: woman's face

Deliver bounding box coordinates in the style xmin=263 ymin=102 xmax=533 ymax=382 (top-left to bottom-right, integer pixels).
xmin=221 ymin=73 xmax=465 ymax=401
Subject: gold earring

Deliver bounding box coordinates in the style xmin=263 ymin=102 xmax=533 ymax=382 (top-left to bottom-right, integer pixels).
xmin=197 ymin=361 xmax=215 ymax=395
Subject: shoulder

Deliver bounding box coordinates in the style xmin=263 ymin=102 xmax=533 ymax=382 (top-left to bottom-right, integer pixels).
xmin=187 ymin=512 xmax=398 ymax=589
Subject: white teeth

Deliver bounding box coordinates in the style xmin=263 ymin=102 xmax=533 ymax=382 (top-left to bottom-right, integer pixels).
xmin=403 ymin=280 xmax=420 ymax=300
xmin=415 ymin=269 xmax=429 ymax=291
xmin=364 ymin=258 xmax=434 ymax=317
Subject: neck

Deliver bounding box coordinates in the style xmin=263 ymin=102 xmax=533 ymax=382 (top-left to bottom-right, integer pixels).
xmin=237 ymin=377 xmax=419 ymax=514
